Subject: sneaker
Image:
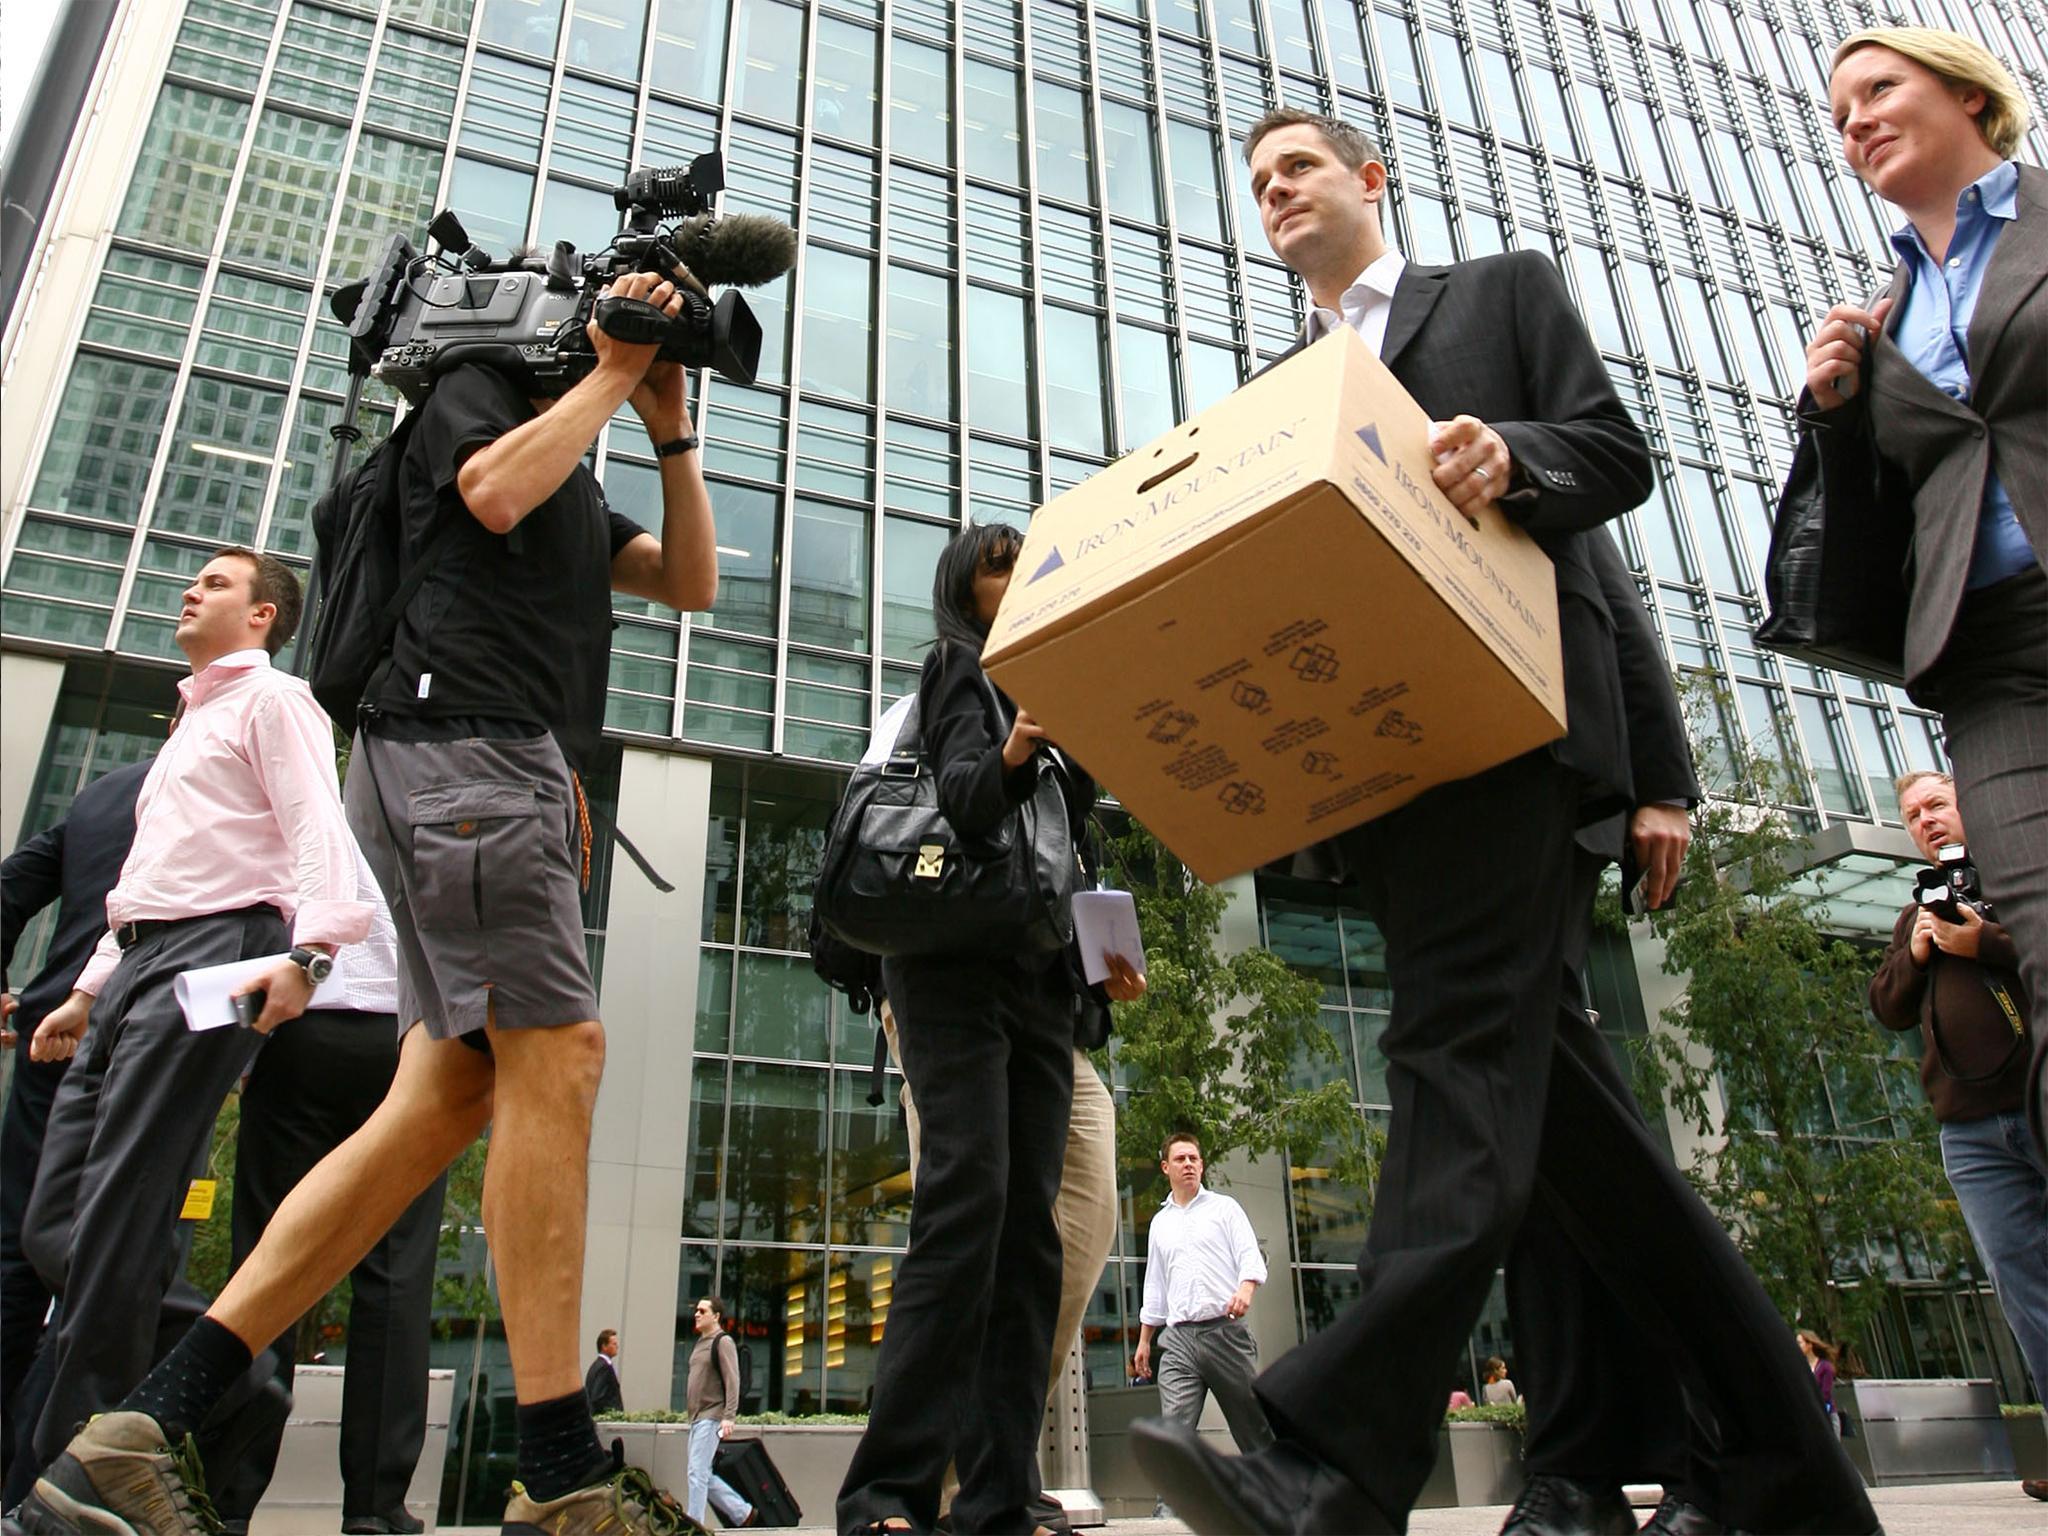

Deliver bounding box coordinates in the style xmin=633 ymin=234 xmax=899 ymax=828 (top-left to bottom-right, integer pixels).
xmin=342 ymin=1512 xmax=427 ymax=1534
xmin=502 ymin=1458 xmax=711 ymax=1535
xmin=14 ymin=1411 xmax=226 ymax=1534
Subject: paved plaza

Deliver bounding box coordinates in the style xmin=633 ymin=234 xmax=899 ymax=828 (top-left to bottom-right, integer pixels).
xmin=437 ymin=1477 xmax=2043 ymax=1536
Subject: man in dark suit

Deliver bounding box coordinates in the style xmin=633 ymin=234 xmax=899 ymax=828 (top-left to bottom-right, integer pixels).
xmin=1131 ymin=108 xmax=1875 ymax=1536
xmin=585 ymin=1329 xmax=623 ymax=1417
xmin=0 ymin=757 xmax=151 ymax=1480
xmin=1497 ymin=539 xmax=1720 ymax=1536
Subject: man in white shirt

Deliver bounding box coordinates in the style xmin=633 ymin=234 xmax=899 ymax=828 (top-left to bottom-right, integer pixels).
xmin=1134 ymin=1133 xmax=1273 ymax=1456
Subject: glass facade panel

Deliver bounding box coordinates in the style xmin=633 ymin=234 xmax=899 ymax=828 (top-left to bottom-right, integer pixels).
xmin=118 ymin=87 xmax=250 ymax=257
xmin=733 ymin=0 xmax=805 ymax=123
xmin=799 ymin=246 xmax=875 ymax=402
xmin=884 ymin=266 xmax=954 ymax=423
xmin=813 ymin=16 xmax=879 ymax=145
xmin=650 ymin=0 xmax=728 ymax=104
xmin=27 ymin=358 xmax=180 ymax=525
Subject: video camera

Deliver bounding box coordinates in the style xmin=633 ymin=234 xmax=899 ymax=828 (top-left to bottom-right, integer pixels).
xmin=1915 ymin=843 xmax=1985 ymax=924
xmin=329 ymin=153 xmax=796 ymax=401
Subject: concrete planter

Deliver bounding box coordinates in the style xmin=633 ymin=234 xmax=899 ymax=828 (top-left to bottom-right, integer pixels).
xmin=1444 ymin=1421 xmax=1526 ymax=1507
xmin=1086 ymin=1385 xmax=1237 ymax=1518
xmin=251 ymin=1367 xmax=453 ymax=1535
xmin=2008 ymin=1412 xmax=2047 ymax=1480
xmin=1842 ymin=1378 xmax=2016 ymax=1485
xmin=598 ymin=1420 xmax=865 ymax=1528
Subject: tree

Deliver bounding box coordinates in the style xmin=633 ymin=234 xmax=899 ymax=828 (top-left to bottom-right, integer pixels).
xmin=1626 ymin=682 xmax=1970 ymax=1363
xmin=1096 ymin=820 xmax=1381 ymax=1208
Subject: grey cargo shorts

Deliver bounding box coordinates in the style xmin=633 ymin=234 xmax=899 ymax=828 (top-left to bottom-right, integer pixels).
xmin=346 ymin=727 xmax=598 ymax=1040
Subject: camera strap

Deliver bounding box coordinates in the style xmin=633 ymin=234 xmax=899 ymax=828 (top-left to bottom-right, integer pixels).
xmin=1925 ymin=964 xmax=2028 ymax=1085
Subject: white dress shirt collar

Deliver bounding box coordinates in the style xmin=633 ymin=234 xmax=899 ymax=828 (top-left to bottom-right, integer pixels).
xmin=1303 ymin=248 xmax=1409 ymax=356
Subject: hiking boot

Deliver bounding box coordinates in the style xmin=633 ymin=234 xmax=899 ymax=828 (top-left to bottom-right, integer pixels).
xmin=502 ymin=1455 xmax=711 ymax=1535
xmin=14 ymin=1411 xmax=226 ymax=1534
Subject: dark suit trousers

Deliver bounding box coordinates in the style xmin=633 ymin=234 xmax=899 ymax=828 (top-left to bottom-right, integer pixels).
xmin=20 ymin=908 xmax=278 ymax=1471
xmin=839 ymin=955 xmax=1073 ymax=1536
xmin=1253 ymin=753 xmax=1870 ymax=1529
xmin=1929 ymin=567 xmax=2048 ymax=1151
xmin=214 ymin=1007 xmax=448 ymax=1524
xmin=1506 ymin=849 xmax=1707 ymax=1504
xmin=0 ymin=1039 xmax=68 ymax=1480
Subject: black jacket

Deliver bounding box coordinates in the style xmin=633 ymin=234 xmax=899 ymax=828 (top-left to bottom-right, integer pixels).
xmin=2 ymin=759 xmax=152 ymax=1027
xmin=584 ymin=1355 xmax=623 ymax=1415
xmin=917 ymin=640 xmax=1113 ymax=1046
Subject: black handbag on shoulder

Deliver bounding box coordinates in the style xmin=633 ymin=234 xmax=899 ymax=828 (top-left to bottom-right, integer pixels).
xmin=1755 ymin=400 xmax=1912 ymax=685
xmin=814 ymin=677 xmax=1079 ymax=959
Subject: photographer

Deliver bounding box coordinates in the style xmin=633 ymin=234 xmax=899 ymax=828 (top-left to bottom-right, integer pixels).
xmin=1870 ymin=772 xmax=2045 ymax=1425
xmin=18 ymin=269 xmax=719 ymax=1536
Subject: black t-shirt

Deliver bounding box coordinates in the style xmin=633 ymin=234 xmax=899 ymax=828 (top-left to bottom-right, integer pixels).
xmin=368 ymin=364 xmax=641 ymax=771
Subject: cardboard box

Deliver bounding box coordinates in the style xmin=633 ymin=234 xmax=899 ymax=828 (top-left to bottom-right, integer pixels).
xmin=981 ymin=326 xmax=1567 ymax=884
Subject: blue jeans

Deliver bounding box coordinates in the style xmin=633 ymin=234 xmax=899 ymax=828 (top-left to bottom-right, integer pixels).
xmin=687 ymin=1415 xmax=753 ymax=1527
xmin=1941 ymin=1111 xmax=2048 ymax=1394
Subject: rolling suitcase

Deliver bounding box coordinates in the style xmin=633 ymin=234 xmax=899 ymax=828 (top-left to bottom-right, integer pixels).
xmin=713 ymin=1436 xmax=802 ymax=1528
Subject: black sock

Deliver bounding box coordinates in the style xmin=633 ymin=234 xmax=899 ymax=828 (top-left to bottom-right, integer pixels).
xmin=119 ymin=1317 xmax=253 ymax=1445
xmin=516 ymin=1390 xmax=611 ymax=1502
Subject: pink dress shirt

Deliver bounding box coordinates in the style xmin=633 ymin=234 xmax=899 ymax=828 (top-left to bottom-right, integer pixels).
xmin=75 ymin=649 xmax=373 ymax=997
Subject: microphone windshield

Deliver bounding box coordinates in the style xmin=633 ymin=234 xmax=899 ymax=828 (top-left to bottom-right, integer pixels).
xmin=672 ymin=214 xmax=799 ymax=288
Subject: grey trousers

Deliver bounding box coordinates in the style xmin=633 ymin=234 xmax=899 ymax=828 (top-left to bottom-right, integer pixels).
xmin=1156 ymin=1317 xmax=1275 ymax=1455
xmin=21 ymin=907 xmax=280 ymax=1468
xmin=1930 ymin=568 xmax=2048 ymax=1150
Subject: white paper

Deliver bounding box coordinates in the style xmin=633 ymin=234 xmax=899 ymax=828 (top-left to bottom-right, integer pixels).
xmin=859 ymin=693 xmax=918 ymax=766
xmin=1073 ymin=889 xmax=1144 ymax=986
xmin=174 ymin=953 xmax=349 ymax=1032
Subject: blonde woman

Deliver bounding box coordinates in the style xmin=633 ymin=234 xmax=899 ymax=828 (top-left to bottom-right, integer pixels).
xmin=1800 ymin=27 xmax=2046 ymax=1149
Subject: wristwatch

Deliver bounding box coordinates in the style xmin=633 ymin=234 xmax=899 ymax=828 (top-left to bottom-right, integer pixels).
xmin=288 ymin=946 xmax=335 ymax=987
xmin=655 ymin=433 xmax=700 ymax=458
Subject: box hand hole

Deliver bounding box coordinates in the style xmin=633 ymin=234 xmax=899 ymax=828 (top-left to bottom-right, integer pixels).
xmin=1137 ymin=452 xmax=1199 ymax=494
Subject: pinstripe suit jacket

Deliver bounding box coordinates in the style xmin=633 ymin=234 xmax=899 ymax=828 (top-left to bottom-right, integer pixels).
xmin=1811 ymin=161 xmax=2048 ymax=701
xmin=1266 ymin=250 xmax=1656 ymax=845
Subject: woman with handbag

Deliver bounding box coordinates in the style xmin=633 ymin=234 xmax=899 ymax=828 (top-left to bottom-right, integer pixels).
xmin=836 ymin=523 xmax=1144 ymax=1536
xmin=1802 ymin=26 xmax=2047 ymax=1146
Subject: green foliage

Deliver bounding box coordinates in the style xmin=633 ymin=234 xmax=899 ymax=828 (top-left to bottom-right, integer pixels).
xmin=1625 ymin=680 xmax=1968 ymax=1364
xmin=186 ymin=1092 xmax=353 ymax=1361
xmin=2004 ymin=1403 xmax=2046 ymax=1419
xmin=1094 ymin=822 xmax=1380 ymax=1205
xmin=1446 ymin=1402 xmax=1527 ymax=1429
xmin=435 ymin=1134 xmax=498 ymax=1322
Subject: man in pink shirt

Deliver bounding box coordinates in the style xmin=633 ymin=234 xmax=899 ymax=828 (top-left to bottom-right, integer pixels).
xmin=15 ymin=546 xmax=370 ymax=1497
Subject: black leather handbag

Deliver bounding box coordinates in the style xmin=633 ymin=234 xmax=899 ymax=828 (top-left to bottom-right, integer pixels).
xmin=1755 ymin=407 xmax=1912 ymax=686
xmin=814 ymin=679 xmax=1079 ymax=959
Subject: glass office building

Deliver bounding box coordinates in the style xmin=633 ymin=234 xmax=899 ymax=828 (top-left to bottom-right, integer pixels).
xmin=5 ymin=0 xmax=2044 ymax=1476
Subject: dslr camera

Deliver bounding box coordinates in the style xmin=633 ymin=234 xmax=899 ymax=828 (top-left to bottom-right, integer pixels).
xmin=331 ymin=152 xmax=795 ymax=400
xmin=1914 ymin=843 xmax=1986 ymax=924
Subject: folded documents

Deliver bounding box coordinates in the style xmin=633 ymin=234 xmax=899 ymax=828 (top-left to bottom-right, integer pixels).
xmin=175 ymin=953 xmax=347 ymax=1031
xmin=1072 ymin=889 xmax=1144 ymax=985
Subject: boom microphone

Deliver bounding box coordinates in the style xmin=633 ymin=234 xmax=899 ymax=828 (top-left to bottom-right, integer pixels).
xmin=671 ymin=214 xmax=799 ymax=288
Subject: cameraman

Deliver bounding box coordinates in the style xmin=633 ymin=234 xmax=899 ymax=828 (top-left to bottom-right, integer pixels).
xmin=1870 ymin=771 xmax=2045 ymax=1417
xmin=18 ymin=269 xmax=719 ymax=1536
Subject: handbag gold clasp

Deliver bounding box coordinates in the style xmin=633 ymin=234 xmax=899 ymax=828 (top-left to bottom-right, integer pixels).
xmin=913 ymin=844 xmax=946 ymax=880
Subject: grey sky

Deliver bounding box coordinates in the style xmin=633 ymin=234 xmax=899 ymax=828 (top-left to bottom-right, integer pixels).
xmin=2 ymin=0 xmax=71 ymax=163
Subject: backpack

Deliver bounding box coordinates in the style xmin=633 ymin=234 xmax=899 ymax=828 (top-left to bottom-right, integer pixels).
xmin=303 ymin=410 xmax=462 ymax=725
xmin=716 ymin=1329 xmax=753 ymax=1409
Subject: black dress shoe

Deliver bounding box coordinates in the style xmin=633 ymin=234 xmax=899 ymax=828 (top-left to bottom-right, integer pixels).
xmin=341 ymin=1511 xmax=426 ymax=1534
xmin=1128 ymin=1419 xmax=1393 ymax=1535
xmin=1637 ymin=1495 xmax=1723 ymax=1535
xmin=1499 ymin=1474 xmax=1637 ymax=1536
